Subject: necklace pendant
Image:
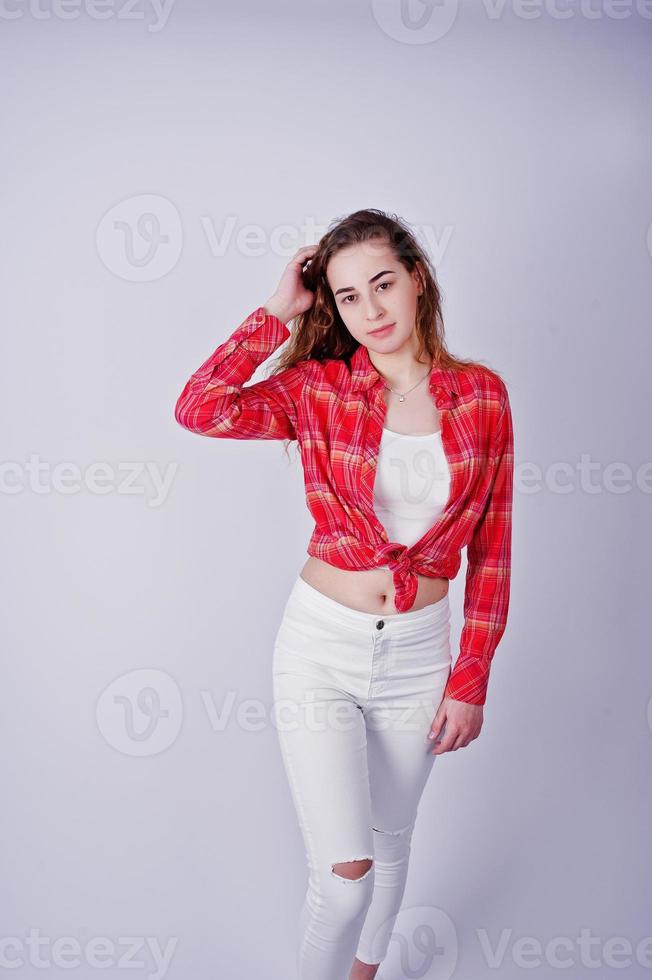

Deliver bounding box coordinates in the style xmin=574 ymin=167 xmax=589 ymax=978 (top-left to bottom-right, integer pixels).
xmin=399 ymin=395 xmax=405 ymax=402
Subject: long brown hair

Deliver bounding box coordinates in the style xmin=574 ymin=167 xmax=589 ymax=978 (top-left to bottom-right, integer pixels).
xmin=265 ymin=208 xmax=502 ymax=459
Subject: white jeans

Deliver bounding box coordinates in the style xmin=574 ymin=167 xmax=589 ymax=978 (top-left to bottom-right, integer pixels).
xmin=272 ymin=574 xmax=452 ymax=978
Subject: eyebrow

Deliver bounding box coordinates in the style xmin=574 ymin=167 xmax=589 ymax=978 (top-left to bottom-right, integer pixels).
xmin=334 ymin=269 xmax=396 ymax=296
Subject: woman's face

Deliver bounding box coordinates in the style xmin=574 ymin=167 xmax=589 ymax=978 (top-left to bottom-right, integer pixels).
xmin=325 ymin=239 xmax=423 ymax=354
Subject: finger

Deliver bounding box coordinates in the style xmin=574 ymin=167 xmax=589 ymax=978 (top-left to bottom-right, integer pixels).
xmin=427 ymin=718 xmax=445 ymax=741
xmin=290 ymin=249 xmax=318 ymax=271
xmin=431 ymin=741 xmax=452 ymax=755
xmin=431 ymin=729 xmax=457 ymax=755
xmin=284 ymin=250 xmax=314 ymax=270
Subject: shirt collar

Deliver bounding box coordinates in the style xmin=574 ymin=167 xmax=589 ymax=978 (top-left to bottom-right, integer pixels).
xmin=349 ymin=342 xmax=461 ymax=408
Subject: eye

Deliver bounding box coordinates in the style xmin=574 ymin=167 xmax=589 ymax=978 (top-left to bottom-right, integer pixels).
xmin=341 ymin=280 xmax=392 ymax=303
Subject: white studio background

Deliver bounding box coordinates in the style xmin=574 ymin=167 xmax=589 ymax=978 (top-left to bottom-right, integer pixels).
xmin=2 ymin=2 xmax=651 ymax=978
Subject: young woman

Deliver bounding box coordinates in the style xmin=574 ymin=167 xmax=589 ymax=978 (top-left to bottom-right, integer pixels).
xmin=174 ymin=209 xmax=514 ymax=980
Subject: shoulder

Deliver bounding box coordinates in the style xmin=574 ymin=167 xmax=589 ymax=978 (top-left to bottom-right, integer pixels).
xmin=300 ymin=355 xmax=350 ymax=388
xmin=269 ymin=357 xmax=346 ymax=408
xmin=457 ymin=361 xmax=509 ymax=408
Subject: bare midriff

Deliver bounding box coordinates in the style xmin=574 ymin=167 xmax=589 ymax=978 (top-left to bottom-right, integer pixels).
xmin=298 ymin=558 xmax=449 ymax=614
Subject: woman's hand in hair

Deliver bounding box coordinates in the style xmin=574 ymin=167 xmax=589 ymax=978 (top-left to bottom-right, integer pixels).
xmin=263 ymin=244 xmax=318 ymax=325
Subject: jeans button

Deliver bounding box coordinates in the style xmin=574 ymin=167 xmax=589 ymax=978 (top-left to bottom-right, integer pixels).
xmin=376 ymin=619 xmax=385 ymax=630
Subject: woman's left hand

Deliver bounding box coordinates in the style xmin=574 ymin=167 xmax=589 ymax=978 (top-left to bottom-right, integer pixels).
xmin=426 ymin=697 xmax=484 ymax=754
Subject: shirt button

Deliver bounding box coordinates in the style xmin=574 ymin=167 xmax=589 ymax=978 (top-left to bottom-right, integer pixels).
xmin=376 ymin=619 xmax=385 ymax=630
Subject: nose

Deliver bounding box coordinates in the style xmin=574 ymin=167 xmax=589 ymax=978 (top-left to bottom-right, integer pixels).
xmin=365 ymin=301 xmax=385 ymax=321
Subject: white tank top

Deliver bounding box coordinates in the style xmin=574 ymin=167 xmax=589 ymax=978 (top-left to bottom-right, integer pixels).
xmin=372 ymin=426 xmax=451 ymax=549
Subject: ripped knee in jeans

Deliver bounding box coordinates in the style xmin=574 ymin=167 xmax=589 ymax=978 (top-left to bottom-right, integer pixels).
xmin=330 ymin=857 xmax=374 ymax=882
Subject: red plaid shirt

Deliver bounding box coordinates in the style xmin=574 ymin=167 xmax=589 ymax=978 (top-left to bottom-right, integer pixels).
xmin=174 ymin=306 xmax=514 ymax=706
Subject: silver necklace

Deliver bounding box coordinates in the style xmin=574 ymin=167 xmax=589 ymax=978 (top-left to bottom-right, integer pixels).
xmin=383 ymin=367 xmax=432 ymax=403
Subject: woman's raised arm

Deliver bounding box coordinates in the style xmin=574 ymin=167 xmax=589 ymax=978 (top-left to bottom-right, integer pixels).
xmin=174 ymin=245 xmax=318 ymax=441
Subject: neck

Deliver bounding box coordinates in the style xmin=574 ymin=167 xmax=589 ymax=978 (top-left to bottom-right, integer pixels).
xmin=369 ymin=350 xmax=433 ymax=393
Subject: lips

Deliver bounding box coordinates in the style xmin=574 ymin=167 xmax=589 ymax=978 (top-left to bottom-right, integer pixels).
xmin=368 ymin=322 xmax=396 ymax=336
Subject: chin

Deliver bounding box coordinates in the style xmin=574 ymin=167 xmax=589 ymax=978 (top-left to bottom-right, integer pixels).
xmin=369 ymin=333 xmax=409 ymax=352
